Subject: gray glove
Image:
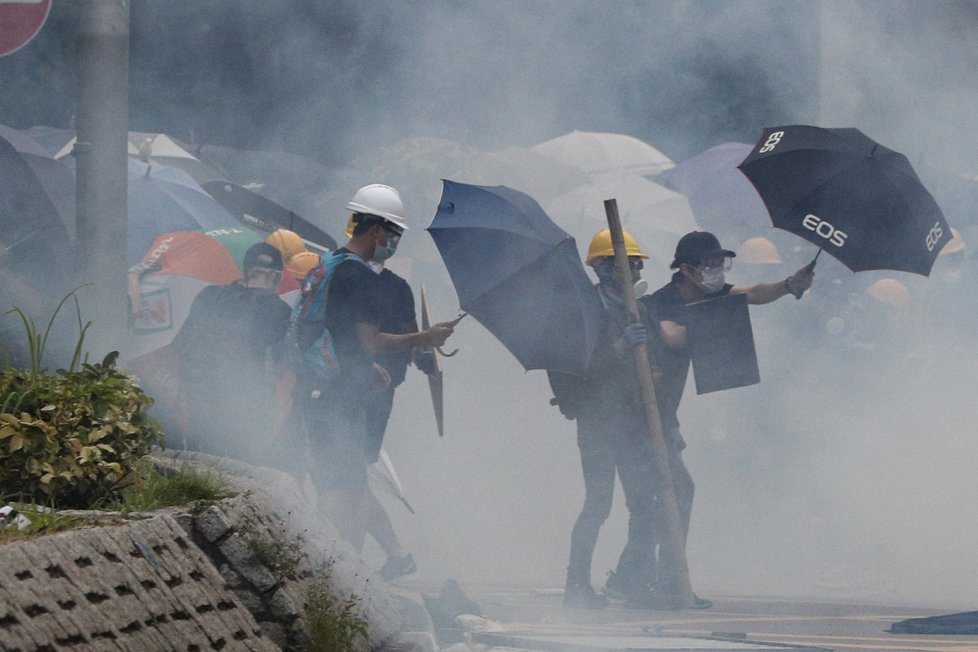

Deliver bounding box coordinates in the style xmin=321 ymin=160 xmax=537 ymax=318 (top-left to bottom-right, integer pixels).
xmin=613 ymin=323 xmax=647 ymax=356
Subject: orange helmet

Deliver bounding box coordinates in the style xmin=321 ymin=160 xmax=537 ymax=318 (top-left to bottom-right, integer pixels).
xmin=939 ymin=227 xmax=965 ymax=256
xmin=737 ymin=236 xmax=782 ymax=264
xmin=866 ymin=278 xmax=911 ymax=312
xmin=285 ymin=250 xmax=320 ymax=281
xmin=264 ymin=229 xmax=306 ymax=262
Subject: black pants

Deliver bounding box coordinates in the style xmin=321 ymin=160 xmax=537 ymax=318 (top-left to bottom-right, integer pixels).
xmin=567 ymin=410 xmax=657 ymax=587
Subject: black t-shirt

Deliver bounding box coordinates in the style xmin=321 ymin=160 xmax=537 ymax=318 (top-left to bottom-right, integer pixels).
xmin=172 ymin=281 xmax=291 ymax=388
xmin=322 ymin=251 xmax=385 ymax=384
xmin=373 ymin=268 xmax=416 ymax=386
xmin=644 ymin=273 xmax=732 ymax=429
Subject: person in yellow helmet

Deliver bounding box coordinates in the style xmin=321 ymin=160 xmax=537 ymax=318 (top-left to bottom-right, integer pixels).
xmin=548 ymin=227 xmax=664 ymax=610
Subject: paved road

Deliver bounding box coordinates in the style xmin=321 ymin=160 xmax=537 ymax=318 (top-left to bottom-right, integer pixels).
xmin=402 ymin=583 xmax=978 ymax=651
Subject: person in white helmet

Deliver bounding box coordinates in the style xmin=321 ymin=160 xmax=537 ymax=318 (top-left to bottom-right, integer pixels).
xmin=289 ymin=184 xmax=454 ymax=551
xmin=331 ymin=212 xmax=436 ymax=582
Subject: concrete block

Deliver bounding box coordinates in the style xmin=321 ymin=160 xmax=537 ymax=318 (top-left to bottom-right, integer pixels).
xmin=195 ymin=505 xmax=232 ymax=543
xmin=218 ymin=533 xmax=279 ymax=594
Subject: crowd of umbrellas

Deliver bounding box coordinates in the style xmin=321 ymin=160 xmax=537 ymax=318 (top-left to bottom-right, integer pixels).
xmin=1 ymin=119 xmax=967 ymax=538
xmin=0 ymin=120 xmax=964 ymax=377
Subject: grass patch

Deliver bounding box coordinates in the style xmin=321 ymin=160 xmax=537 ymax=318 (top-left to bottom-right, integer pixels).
xmin=301 ymin=561 xmax=369 ymax=652
xmin=98 ymin=461 xmax=227 ymax=512
xmin=0 ymin=506 xmax=88 ymax=543
xmin=247 ymin=529 xmax=304 ymax=581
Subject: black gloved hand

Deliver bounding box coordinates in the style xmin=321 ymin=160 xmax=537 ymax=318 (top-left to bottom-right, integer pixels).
xmin=414 ymin=349 xmax=437 ymax=375
xmin=613 ymin=323 xmax=647 ymax=356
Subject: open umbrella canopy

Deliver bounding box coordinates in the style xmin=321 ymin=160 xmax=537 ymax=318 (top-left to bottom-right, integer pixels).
xmin=531 ymin=130 xmax=675 ymax=177
xmin=656 ymin=141 xmax=771 ymax=246
xmin=0 ymin=126 xmax=72 ymax=293
xmin=202 ymin=180 xmax=337 ymax=251
xmin=739 ymin=125 xmax=951 ymax=276
xmin=128 ymin=158 xmax=240 ymax=264
xmin=428 ymin=179 xmax=603 ymax=376
xmin=0 ymin=124 xmax=75 ymax=241
xmin=128 ymin=226 xmax=298 ymax=359
xmin=545 ymin=171 xmax=698 ymax=266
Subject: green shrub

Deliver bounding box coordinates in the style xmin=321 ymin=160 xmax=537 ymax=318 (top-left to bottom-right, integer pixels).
xmin=0 ymin=294 xmax=164 ymax=508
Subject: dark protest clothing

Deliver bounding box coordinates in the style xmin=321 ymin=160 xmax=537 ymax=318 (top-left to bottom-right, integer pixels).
xmin=170 ymin=280 xmax=291 ymax=460
xmin=364 ymin=383 xmax=395 ymax=463
xmin=643 ymin=273 xmax=732 ymax=429
xmin=316 ymin=249 xmax=385 ymax=392
xmin=568 ymin=407 xmax=657 ymax=588
xmin=551 ymin=284 xmax=659 ymax=588
xmin=373 ymin=268 xmax=416 ymax=387
xmin=295 ymin=376 xmax=369 ymax=490
xmin=293 ymin=250 xmax=382 ymax=489
xmin=649 ymin=425 xmax=695 ymax=589
xmin=172 ymin=281 xmax=291 ymax=388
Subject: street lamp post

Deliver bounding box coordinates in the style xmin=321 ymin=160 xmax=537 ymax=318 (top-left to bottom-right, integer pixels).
xmin=74 ymin=0 xmax=129 ymax=358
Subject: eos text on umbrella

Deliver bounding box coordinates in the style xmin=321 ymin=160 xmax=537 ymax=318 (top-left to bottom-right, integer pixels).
xmin=925 ymin=222 xmax=944 ymax=251
xmin=758 ymin=130 xmax=784 ymax=153
xmin=802 ymin=213 xmax=847 ymax=247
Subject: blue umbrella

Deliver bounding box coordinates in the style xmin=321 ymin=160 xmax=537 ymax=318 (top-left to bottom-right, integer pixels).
xmin=127 ymin=158 xmax=239 ymax=264
xmin=427 ymin=180 xmax=603 ymax=376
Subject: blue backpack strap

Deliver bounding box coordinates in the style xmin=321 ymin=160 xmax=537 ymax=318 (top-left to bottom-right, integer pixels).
xmin=287 ymin=250 xmax=370 ymax=380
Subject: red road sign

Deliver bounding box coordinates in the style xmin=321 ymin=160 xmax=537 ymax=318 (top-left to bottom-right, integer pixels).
xmin=0 ymin=0 xmax=52 ymax=57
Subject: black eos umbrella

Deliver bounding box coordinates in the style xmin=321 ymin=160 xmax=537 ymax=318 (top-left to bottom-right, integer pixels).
xmin=428 ymin=180 xmax=603 ymax=376
xmin=738 ymin=125 xmax=951 ymax=275
xmin=202 ymin=180 xmax=337 ymax=251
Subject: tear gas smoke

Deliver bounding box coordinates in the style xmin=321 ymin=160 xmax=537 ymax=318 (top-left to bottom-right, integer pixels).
xmin=3 ymin=0 xmax=978 ymax=610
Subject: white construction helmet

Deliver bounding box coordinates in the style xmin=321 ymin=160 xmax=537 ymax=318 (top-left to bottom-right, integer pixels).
xmin=737 ymin=236 xmax=782 ymax=264
xmin=345 ymin=184 xmax=408 ymax=231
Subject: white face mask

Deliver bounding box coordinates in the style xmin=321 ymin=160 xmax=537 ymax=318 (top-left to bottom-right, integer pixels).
xmin=699 ymin=267 xmax=726 ymax=293
xmin=633 ymin=279 xmax=648 ymax=298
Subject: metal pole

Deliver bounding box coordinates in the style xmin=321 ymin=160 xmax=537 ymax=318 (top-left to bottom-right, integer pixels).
xmin=603 ymin=198 xmax=695 ymax=608
xmin=74 ymin=0 xmax=129 ymax=360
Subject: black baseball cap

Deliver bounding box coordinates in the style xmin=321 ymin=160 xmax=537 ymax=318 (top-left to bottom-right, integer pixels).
xmin=670 ymin=231 xmax=736 ymax=269
xmin=243 ymin=242 xmax=284 ymax=272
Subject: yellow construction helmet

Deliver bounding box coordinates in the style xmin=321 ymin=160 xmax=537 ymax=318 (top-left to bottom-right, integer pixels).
xmin=264 ymin=229 xmax=306 ymax=262
xmin=939 ymin=227 xmax=965 ymax=256
xmin=866 ymin=278 xmax=911 ymax=312
xmin=285 ymin=250 xmax=320 ymax=281
xmin=737 ymin=236 xmax=782 ymax=264
xmin=585 ymin=228 xmax=648 ymax=266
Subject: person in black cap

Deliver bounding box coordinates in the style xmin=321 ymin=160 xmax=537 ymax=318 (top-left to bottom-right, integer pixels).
xmin=171 ymin=241 xmax=293 ymax=461
xmin=622 ymin=230 xmax=814 ymax=609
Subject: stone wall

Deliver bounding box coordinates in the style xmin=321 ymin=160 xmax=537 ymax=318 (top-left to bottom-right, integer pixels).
xmin=0 ymin=450 xmax=411 ymax=651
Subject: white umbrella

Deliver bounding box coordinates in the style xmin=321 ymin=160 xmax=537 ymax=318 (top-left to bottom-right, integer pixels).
xmin=368 ymin=448 xmax=415 ymax=514
xmin=545 ymin=172 xmax=699 ymax=265
xmin=531 ymin=130 xmax=675 ymax=177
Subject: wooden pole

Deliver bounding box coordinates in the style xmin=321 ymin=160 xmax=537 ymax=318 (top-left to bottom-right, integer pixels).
xmin=603 ymin=198 xmax=695 ymax=607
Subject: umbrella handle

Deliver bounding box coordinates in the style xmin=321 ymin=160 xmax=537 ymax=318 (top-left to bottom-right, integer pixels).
xmin=789 ymin=250 xmax=820 ymax=300
xmin=432 ymin=312 xmax=466 ymax=357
